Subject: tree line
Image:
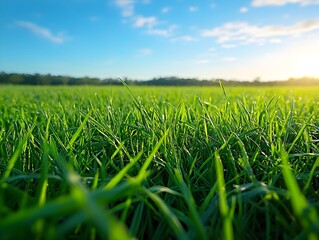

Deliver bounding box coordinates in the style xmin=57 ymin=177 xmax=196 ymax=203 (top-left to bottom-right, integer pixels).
xmin=1 ymin=72 xmax=319 ymax=86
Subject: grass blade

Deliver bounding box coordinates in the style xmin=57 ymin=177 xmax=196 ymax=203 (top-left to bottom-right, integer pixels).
xmin=280 ymin=149 xmax=319 ymax=238
xmin=215 ymin=151 xmax=233 ymax=240
xmin=174 ymin=169 xmax=207 ymax=240
xmin=1 ymin=128 xmax=33 ymax=182
xmin=141 ymin=187 xmax=187 ymax=240
xmin=219 ymin=80 xmax=227 ymax=98
xmin=66 ymin=111 xmax=90 ymax=150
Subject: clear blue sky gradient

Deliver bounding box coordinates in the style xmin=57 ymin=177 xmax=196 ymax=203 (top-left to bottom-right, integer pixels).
xmin=1 ymin=0 xmax=319 ymax=80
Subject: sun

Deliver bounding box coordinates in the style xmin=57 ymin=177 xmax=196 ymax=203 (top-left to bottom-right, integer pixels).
xmin=288 ymin=40 xmax=319 ymax=79
xmin=292 ymin=55 xmax=319 ymax=78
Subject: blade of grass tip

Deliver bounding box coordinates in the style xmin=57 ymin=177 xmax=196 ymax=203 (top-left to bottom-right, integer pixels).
xmin=118 ymin=77 xmax=151 ymax=130
xmin=92 ymin=170 xmax=100 ymax=190
xmin=287 ymin=114 xmax=313 ymax=153
xmin=104 ymin=151 xmax=143 ymax=190
xmin=45 ymin=115 xmax=51 ymax=141
xmin=199 ymin=182 xmax=218 ymax=212
xmin=33 ymin=143 xmax=50 ymax=238
xmin=215 ymin=151 xmax=234 ymax=240
xmin=280 ymin=149 xmax=319 ymax=237
xmin=303 ymin=157 xmax=319 ymax=194
xmin=1 ymin=126 xmax=34 ymax=183
xmin=174 ymin=169 xmax=207 ymax=240
xmin=108 ymin=142 xmax=124 ymax=173
xmin=199 ymin=182 xmax=219 ymax=224
xmin=135 ymin=129 xmax=169 ymax=183
xmin=219 ymin=80 xmax=227 ymax=98
xmin=148 ymin=186 xmax=182 ymax=196
xmin=140 ymin=187 xmax=187 ymax=240
xmin=120 ymin=198 xmax=132 ymax=222
xmin=235 ymin=136 xmax=259 ymax=187
xmin=37 ymin=143 xmax=50 ymax=205
xmin=118 ymin=77 xmax=135 ymax=100
xmin=203 ymin=118 xmax=209 ymax=144
xmin=66 ymin=111 xmax=91 ymax=150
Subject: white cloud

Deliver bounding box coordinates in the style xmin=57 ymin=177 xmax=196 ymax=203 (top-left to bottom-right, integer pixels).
xmin=189 ymin=6 xmax=198 ymax=12
xmin=240 ymin=7 xmax=249 ymax=12
xmin=171 ymin=35 xmax=198 ymax=42
xmin=222 ymin=57 xmax=237 ymax=62
xmin=133 ymin=16 xmax=157 ymax=28
xmin=115 ymin=1 xmax=177 ymax=38
xmin=136 ymin=48 xmax=152 ymax=56
xmin=222 ymin=44 xmax=237 ymax=48
xmin=270 ymin=38 xmax=282 ymax=43
xmin=16 ymin=21 xmax=66 ymax=43
xmin=147 ymin=24 xmax=177 ymax=37
xmin=202 ymin=20 xmax=319 ymax=45
xmin=162 ymin=7 xmax=170 ymax=13
xmin=195 ymin=59 xmax=210 ymax=64
xmin=252 ymin=0 xmax=319 ymax=6
xmin=131 ymin=15 xmax=177 ymax=38
xmin=115 ymin=0 xmax=135 ymax=17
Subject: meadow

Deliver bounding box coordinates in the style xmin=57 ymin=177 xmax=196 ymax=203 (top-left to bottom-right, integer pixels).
xmin=0 ymin=85 xmax=318 ymax=239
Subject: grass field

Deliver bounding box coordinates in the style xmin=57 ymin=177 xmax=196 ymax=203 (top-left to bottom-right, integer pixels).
xmin=0 ymin=85 xmax=319 ymax=239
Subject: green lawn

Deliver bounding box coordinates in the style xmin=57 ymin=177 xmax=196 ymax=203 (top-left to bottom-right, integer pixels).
xmin=0 ymin=85 xmax=319 ymax=239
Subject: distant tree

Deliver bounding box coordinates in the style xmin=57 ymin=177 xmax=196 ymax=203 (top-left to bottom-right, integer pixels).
xmin=9 ymin=74 xmax=23 ymax=84
xmin=253 ymin=77 xmax=261 ymax=83
xmin=1 ymin=72 xmax=319 ymax=86
xmin=38 ymin=74 xmax=52 ymax=85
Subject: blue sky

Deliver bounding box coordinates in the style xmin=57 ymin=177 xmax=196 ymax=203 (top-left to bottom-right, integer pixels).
xmin=1 ymin=0 xmax=319 ymax=81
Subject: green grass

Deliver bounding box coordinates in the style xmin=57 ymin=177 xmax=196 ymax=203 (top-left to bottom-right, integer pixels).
xmin=0 ymin=85 xmax=319 ymax=239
